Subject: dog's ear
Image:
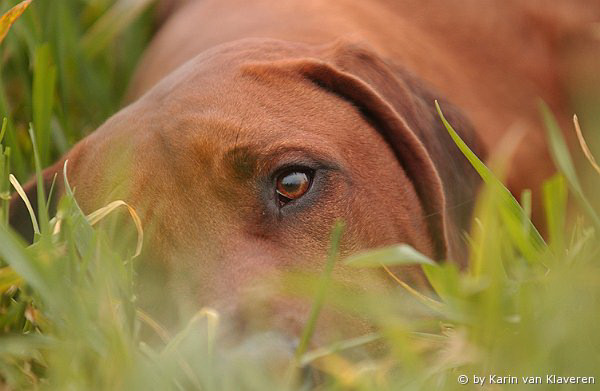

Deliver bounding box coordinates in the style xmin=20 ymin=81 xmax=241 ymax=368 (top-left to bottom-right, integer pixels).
xmin=155 ymin=0 xmax=191 ymax=26
xmin=260 ymin=41 xmax=486 ymax=263
xmin=9 ymin=159 xmax=66 ymax=242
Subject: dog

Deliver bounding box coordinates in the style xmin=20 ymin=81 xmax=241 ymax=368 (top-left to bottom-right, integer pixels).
xmin=9 ymin=0 xmax=599 ymax=339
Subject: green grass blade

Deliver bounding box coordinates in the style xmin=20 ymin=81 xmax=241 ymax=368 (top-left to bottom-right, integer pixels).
xmin=0 ymin=118 xmax=9 ymax=226
xmin=0 ymin=266 xmax=22 ymax=293
xmin=422 ymin=262 xmax=461 ymax=304
xmin=542 ymin=174 xmax=567 ymax=256
xmin=345 ymin=244 xmax=435 ymax=268
xmin=295 ymin=220 xmax=345 ymax=360
xmin=0 ymin=223 xmax=49 ymax=298
xmin=540 ymin=102 xmax=600 ymax=232
xmin=81 ymin=0 xmax=155 ymax=59
xmin=520 ymin=189 xmax=532 ymax=233
xmin=61 ymin=161 xmax=96 ymax=257
xmin=32 ymin=43 xmax=56 ymax=167
xmin=0 ymin=117 xmax=7 ymax=143
xmin=299 ymin=332 xmax=381 ymax=366
xmin=435 ymin=101 xmax=547 ymax=261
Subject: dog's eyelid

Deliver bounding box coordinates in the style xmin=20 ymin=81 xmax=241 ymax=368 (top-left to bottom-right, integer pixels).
xmin=252 ymin=144 xmax=343 ymax=172
xmin=266 ymin=154 xmax=342 ymax=178
xmin=223 ymin=144 xmax=340 ymax=176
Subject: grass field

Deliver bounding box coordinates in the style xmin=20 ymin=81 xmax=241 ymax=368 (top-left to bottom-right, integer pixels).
xmin=1 ymin=1 xmax=600 ymax=390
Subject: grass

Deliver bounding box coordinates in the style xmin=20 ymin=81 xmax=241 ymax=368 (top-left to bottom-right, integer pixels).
xmin=1 ymin=1 xmax=600 ymax=390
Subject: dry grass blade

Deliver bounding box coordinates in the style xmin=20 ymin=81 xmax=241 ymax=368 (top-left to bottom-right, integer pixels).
xmin=162 ymin=307 xmax=220 ymax=356
xmin=573 ymin=114 xmax=600 ymax=176
xmin=0 ymin=0 xmax=31 ymax=44
xmin=382 ymin=265 xmax=444 ymax=312
xmin=136 ymin=309 xmax=171 ymax=343
xmin=299 ymin=333 xmax=381 ymax=366
xmin=9 ymin=174 xmax=39 ymax=235
xmin=86 ymin=200 xmax=144 ymax=257
xmin=160 ymin=307 xmax=220 ymax=389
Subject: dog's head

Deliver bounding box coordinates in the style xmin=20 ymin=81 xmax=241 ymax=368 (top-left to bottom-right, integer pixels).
xmin=10 ymin=39 xmax=484 ymax=339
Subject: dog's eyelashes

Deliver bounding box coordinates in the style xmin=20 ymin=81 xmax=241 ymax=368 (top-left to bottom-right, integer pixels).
xmin=275 ymin=170 xmax=313 ymax=205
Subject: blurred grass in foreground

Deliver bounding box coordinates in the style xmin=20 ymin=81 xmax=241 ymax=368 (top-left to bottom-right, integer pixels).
xmin=1 ymin=1 xmax=600 ymax=390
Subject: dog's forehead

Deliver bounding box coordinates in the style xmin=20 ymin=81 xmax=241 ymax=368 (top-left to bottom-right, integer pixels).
xmin=124 ymin=42 xmax=362 ymax=163
xmin=143 ymin=38 xmax=313 ymax=100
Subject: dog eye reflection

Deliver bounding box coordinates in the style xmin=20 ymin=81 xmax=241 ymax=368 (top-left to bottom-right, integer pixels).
xmin=275 ymin=170 xmax=313 ymax=205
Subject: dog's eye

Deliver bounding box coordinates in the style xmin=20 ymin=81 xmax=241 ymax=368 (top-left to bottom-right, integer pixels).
xmin=276 ymin=170 xmax=313 ymax=205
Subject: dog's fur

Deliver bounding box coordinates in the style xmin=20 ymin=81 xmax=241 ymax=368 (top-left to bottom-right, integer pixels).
xmin=9 ymin=0 xmax=600 ymax=337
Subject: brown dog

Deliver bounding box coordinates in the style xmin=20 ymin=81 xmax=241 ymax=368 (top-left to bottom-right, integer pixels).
xmin=9 ymin=0 xmax=599 ymax=338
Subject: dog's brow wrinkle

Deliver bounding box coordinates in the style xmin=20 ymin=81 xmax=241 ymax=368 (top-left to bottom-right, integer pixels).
xmin=222 ymin=146 xmax=259 ymax=180
xmin=234 ymin=128 xmax=241 ymax=149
